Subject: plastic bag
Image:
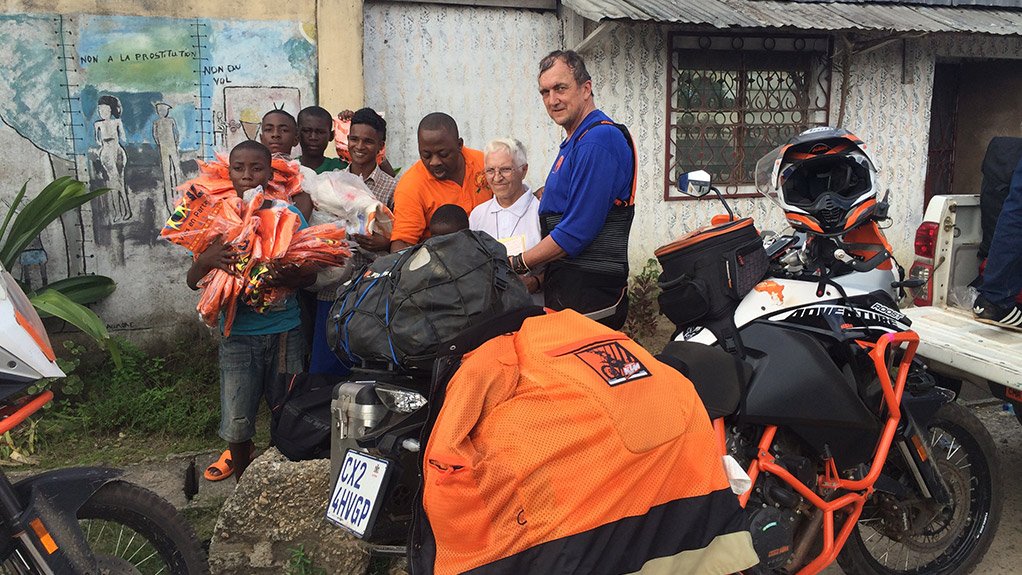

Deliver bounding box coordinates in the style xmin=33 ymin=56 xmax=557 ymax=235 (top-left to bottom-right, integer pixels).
xmin=195 ymin=192 xmax=265 ymax=333
xmin=254 ymin=202 xmax=301 ymax=260
xmin=176 ymin=153 xmax=237 ymax=200
xmin=161 ymin=189 xmax=241 ymax=255
xmin=279 ymin=223 xmax=351 ymax=270
xmin=305 ymin=170 xmax=394 ymax=237
xmin=164 ymin=181 xmax=351 ymax=334
xmin=948 ymin=286 xmax=979 ymax=310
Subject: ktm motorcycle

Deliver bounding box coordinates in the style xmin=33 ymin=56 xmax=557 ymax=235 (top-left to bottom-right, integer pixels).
xmin=651 ymin=161 xmax=1001 ymax=574
xmin=0 ymin=267 xmax=206 ymax=574
xmin=326 ymin=152 xmax=1001 ymax=574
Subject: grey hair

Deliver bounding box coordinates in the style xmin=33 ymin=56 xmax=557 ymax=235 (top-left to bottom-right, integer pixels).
xmin=538 ymin=50 xmax=591 ymax=85
xmin=484 ymin=137 xmax=528 ymax=167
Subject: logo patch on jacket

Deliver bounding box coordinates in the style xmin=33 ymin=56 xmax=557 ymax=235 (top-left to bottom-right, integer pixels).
xmin=573 ymin=341 xmax=651 ymax=386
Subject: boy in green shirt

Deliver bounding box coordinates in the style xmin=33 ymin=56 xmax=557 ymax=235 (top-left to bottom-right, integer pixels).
xmin=297 ymin=106 xmax=348 ymax=174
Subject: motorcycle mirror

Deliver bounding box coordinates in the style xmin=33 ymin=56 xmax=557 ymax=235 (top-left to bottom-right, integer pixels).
xmin=875 ymin=188 xmax=891 ymax=220
xmin=677 ymin=170 xmax=712 ymax=198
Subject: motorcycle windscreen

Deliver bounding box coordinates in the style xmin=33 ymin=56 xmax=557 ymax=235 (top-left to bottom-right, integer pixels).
xmin=0 ymin=269 xmax=64 ymax=382
xmin=754 ymin=144 xmax=787 ymax=197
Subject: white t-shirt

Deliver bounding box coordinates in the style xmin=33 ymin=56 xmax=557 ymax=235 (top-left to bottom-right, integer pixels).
xmin=469 ymin=187 xmax=544 ymax=305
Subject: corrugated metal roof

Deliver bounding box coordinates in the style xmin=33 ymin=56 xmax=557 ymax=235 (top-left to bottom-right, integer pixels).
xmin=562 ymin=0 xmax=1022 ymax=35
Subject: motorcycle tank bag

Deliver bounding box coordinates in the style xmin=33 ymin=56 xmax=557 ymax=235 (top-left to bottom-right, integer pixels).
xmin=327 ymin=230 xmax=532 ymax=367
xmin=418 ymin=309 xmax=760 ymax=575
xmin=654 ymin=218 xmax=768 ymax=350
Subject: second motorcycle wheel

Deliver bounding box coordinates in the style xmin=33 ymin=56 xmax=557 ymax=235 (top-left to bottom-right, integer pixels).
xmin=838 ymin=402 xmax=1002 ymax=575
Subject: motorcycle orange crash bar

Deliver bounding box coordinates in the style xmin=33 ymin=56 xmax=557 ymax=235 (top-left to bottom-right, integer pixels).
xmin=736 ymin=331 xmax=920 ymax=575
xmin=0 ymin=391 xmax=54 ymax=435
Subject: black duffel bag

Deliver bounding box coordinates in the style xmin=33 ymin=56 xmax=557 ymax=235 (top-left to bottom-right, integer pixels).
xmin=327 ymin=230 xmax=532 ymax=368
xmin=270 ymin=373 xmax=341 ymax=461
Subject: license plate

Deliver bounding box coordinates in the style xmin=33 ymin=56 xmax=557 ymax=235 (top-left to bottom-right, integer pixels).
xmin=326 ymin=449 xmax=391 ymax=538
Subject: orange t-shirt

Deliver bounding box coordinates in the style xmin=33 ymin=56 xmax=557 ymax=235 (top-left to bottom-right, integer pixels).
xmin=390 ymin=147 xmax=492 ymax=245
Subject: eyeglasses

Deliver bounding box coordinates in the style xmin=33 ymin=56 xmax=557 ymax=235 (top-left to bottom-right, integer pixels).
xmin=484 ymin=167 xmax=518 ymax=178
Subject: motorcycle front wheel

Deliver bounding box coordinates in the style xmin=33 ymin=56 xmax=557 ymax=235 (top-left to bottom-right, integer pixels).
xmin=77 ymin=480 xmax=207 ymax=574
xmin=838 ymin=402 xmax=1002 ymax=575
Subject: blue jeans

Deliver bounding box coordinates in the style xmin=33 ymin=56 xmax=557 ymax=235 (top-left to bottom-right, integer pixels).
xmin=218 ymin=328 xmax=305 ymax=443
xmin=980 ymin=157 xmax=1022 ymax=307
xmin=309 ymin=299 xmax=351 ymax=376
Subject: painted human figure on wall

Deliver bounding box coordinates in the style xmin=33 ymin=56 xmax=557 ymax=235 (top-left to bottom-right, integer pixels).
xmin=153 ymin=102 xmax=181 ymax=212
xmin=94 ymin=94 xmax=132 ymax=221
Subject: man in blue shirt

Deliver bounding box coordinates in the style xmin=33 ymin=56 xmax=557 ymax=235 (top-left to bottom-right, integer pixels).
xmin=509 ymin=50 xmax=635 ymax=329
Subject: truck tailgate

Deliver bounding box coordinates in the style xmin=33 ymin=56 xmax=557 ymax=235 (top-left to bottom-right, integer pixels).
xmin=904 ymin=305 xmax=1022 ymax=391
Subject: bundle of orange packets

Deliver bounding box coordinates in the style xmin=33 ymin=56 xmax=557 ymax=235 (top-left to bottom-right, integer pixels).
xmin=161 ymin=159 xmax=350 ymax=336
xmin=184 ymin=152 xmax=304 ymax=202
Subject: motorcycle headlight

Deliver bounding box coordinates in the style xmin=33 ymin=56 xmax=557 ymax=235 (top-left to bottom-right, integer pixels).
xmin=375 ymin=385 xmax=427 ymax=414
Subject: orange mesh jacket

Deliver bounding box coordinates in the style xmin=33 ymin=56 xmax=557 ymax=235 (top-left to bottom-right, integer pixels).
xmin=422 ymin=310 xmax=758 ymax=575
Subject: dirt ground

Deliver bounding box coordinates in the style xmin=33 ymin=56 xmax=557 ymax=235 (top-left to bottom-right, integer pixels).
xmin=960 ymin=400 xmax=1022 ymax=575
xmin=108 ymin=379 xmax=1022 ymax=575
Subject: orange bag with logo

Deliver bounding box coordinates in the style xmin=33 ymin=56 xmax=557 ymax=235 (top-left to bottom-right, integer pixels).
xmin=422 ymin=310 xmax=759 ymax=575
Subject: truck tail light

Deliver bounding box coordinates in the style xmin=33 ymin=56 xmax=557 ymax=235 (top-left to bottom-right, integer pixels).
xmin=909 ymin=262 xmax=933 ymax=306
xmin=914 ymin=222 xmax=939 ymax=259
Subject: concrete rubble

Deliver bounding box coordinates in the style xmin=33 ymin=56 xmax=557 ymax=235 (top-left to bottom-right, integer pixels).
xmin=207 ymin=448 xmax=371 ymax=574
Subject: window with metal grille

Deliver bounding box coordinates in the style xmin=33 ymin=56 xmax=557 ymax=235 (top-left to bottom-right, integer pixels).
xmin=665 ymin=34 xmax=832 ymax=199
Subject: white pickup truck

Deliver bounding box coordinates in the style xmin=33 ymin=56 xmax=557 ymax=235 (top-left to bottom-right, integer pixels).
xmin=906 ymin=193 xmax=1022 ymax=417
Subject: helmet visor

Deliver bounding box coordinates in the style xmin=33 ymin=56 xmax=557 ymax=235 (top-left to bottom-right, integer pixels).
xmin=781 ymin=154 xmax=872 ymax=208
xmin=754 ymin=144 xmax=788 ymax=197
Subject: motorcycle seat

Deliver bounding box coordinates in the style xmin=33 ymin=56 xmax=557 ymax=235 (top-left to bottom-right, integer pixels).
xmin=656 ymin=341 xmax=750 ymax=419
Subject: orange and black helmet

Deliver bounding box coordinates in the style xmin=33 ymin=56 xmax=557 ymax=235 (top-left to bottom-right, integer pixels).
xmin=755 ymin=127 xmax=879 ymax=235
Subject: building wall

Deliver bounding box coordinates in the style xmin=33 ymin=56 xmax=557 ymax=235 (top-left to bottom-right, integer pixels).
xmin=363 ymin=2 xmax=564 ymax=191
xmin=586 ymin=26 xmax=1022 ymax=268
xmin=0 ymin=0 xmax=358 ymax=344
xmin=366 ymin=5 xmax=1017 ymax=272
xmin=836 ymin=33 xmax=1022 ymax=259
xmin=2 ymin=0 xmax=1018 ymax=344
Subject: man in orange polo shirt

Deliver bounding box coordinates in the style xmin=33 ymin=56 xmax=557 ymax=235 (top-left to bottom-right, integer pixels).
xmin=390 ymin=113 xmax=491 ymax=251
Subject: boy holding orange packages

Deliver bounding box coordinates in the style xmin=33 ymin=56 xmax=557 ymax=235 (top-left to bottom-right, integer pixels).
xmin=186 ymin=140 xmax=314 ymax=482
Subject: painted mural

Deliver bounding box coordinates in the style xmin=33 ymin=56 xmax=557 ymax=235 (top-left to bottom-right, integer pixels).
xmin=0 ymin=13 xmax=316 ymax=337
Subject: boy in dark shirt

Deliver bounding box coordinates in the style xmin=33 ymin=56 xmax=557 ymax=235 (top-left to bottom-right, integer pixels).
xmin=259 ymin=109 xmax=314 ymax=220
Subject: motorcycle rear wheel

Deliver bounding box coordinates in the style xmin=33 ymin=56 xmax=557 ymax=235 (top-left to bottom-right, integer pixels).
xmin=77 ymin=480 xmax=207 ymax=574
xmin=838 ymin=402 xmax=1001 ymax=575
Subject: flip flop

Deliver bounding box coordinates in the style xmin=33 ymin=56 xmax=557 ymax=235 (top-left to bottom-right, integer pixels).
xmin=204 ymin=449 xmax=234 ymax=482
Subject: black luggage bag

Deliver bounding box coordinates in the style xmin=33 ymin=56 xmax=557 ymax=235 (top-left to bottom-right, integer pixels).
xmin=654 ymin=218 xmax=768 ymax=355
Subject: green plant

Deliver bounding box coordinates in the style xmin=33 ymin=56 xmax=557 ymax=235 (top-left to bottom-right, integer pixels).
xmin=286 ymin=545 xmax=326 ymax=575
xmin=0 ymin=418 xmax=40 ymax=465
xmin=1 ymin=177 xmax=119 ymax=364
xmin=29 ymin=340 xmax=87 ymax=401
xmin=44 ymin=338 xmax=220 ymax=439
xmin=623 ymin=258 xmax=662 ymax=348
xmin=1 ymin=340 xmax=88 ymax=463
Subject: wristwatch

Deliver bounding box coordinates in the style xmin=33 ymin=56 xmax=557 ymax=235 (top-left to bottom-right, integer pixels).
xmin=509 ymin=254 xmax=530 ymax=275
